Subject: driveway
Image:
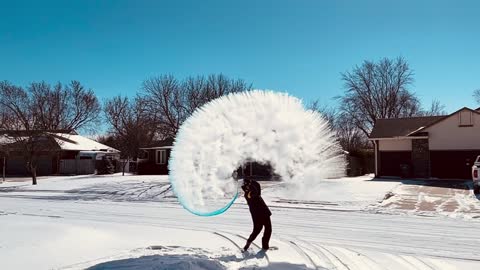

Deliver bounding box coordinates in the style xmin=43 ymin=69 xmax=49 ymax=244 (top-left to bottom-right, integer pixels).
xmin=375 ymin=179 xmax=480 ymax=219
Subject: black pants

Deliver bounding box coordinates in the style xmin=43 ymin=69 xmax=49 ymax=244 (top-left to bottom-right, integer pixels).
xmin=247 ymin=215 xmax=272 ymax=249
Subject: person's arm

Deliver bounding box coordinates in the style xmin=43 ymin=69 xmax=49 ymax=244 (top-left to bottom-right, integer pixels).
xmin=247 ymin=182 xmax=260 ymax=198
xmin=242 ymin=182 xmax=250 ymax=200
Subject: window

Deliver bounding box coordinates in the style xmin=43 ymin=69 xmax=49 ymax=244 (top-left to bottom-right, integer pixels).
xmin=459 ymin=111 xmax=473 ymax=127
xmin=156 ymin=150 xmax=167 ymax=164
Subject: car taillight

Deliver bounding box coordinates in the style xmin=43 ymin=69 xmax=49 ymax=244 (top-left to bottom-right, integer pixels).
xmin=474 ymin=170 xmax=478 ymax=178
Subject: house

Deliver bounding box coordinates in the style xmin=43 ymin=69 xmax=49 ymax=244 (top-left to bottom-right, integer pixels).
xmin=137 ymin=138 xmax=174 ymax=175
xmin=0 ymin=130 xmax=120 ymax=176
xmin=234 ymin=160 xmax=278 ymax=180
xmin=369 ymin=107 xmax=480 ymax=179
xmin=137 ymin=138 xmax=276 ymax=179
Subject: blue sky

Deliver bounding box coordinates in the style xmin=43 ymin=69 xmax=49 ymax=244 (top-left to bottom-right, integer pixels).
xmin=1 ymin=0 xmax=479 ymax=112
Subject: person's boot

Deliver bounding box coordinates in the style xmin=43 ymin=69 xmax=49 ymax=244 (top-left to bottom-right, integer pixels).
xmin=262 ymin=238 xmax=269 ymax=250
xmin=243 ymin=241 xmax=251 ymax=252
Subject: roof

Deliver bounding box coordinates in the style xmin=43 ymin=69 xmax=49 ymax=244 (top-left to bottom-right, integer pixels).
xmin=369 ymin=116 xmax=445 ymax=139
xmin=0 ymin=136 xmax=15 ymax=145
xmin=370 ymin=107 xmax=480 ymax=139
xmin=0 ymin=131 xmax=119 ymax=153
xmin=140 ymin=138 xmax=174 ymax=150
xmin=0 ymin=129 xmax=77 ymax=136
xmin=52 ymin=134 xmax=119 ymax=152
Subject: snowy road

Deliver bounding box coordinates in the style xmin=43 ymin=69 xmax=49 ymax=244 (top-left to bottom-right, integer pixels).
xmin=1 ymin=196 xmax=479 ymax=269
xmin=1 ymin=175 xmax=480 ymax=269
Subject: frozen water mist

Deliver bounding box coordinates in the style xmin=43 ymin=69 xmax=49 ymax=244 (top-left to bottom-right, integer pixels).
xmin=169 ymin=90 xmax=345 ymax=216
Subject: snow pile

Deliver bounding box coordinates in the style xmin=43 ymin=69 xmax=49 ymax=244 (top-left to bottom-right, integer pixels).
xmin=85 ymin=254 xmax=225 ymax=270
xmin=170 ymin=90 xmax=345 ymax=216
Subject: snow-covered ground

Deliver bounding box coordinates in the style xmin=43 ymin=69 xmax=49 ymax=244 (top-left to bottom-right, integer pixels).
xmin=371 ymin=179 xmax=480 ymax=220
xmin=1 ymin=174 xmax=479 ymax=269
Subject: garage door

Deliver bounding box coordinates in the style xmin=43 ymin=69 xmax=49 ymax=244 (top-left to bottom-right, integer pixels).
xmin=6 ymin=156 xmax=52 ymax=176
xmin=379 ymin=151 xmax=411 ymax=177
xmin=430 ymin=150 xmax=480 ymax=179
xmin=6 ymin=157 xmax=28 ymax=175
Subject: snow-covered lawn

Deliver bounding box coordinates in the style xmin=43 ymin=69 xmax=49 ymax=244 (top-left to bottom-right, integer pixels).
xmin=1 ymin=174 xmax=479 ymax=269
xmin=0 ymin=174 xmax=399 ymax=209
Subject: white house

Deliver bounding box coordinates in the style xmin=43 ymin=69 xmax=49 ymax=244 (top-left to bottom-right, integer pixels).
xmin=0 ymin=130 xmax=120 ymax=176
xmin=369 ymin=107 xmax=480 ymax=179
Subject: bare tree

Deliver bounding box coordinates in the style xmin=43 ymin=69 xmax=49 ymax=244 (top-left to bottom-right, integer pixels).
xmin=420 ymin=99 xmax=447 ymax=116
xmin=0 ymin=80 xmax=101 ymax=185
xmin=0 ymin=80 xmax=49 ymax=184
xmin=142 ymin=75 xmax=182 ymax=138
xmin=308 ymin=101 xmax=367 ymax=153
xmin=0 ymin=104 xmax=12 ymax=130
xmin=29 ymin=81 xmax=101 ymax=132
xmin=307 ymin=100 xmax=337 ymax=127
xmin=104 ymin=96 xmax=156 ymax=175
xmin=142 ymin=74 xmax=252 ymax=137
xmin=335 ymin=112 xmax=368 ymax=153
xmin=474 ymin=89 xmax=480 ymax=105
xmin=339 ymin=57 xmax=420 ymax=137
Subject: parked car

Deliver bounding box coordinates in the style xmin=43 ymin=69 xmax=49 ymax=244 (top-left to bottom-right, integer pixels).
xmin=472 ymin=155 xmax=480 ymax=194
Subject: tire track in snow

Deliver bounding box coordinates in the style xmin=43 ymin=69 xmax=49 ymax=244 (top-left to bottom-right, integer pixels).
xmin=335 ymin=246 xmax=436 ymax=270
xmin=294 ymin=239 xmax=335 ymax=269
xmin=213 ymin=232 xmax=243 ymax=252
xmin=307 ymin=242 xmax=383 ymax=270
xmin=276 ymin=237 xmax=318 ymax=270
xmin=327 ymin=246 xmax=386 ymax=270
xmin=383 ymin=253 xmax=416 ymax=269
xmin=343 ymin=248 xmax=382 ymax=270
xmin=313 ymin=243 xmax=351 ymax=270
xmin=399 ymin=255 xmax=435 ymax=270
xmin=414 ymin=257 xmax=436 ymax=270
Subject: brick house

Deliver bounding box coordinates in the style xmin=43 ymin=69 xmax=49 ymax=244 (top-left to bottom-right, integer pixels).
xmin=137 ymin=138 xmax=173 ymax=175
xmin=369 ymin=107 xmax=480 ymax=179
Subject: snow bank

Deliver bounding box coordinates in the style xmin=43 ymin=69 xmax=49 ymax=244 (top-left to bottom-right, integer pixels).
xmin=86 ymin=254 xmax=225 ymax=270
xmin=169 ymin=90 xmax=345 ymax=216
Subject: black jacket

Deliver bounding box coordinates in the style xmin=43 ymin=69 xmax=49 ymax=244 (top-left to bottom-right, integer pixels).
xmin=242 ymin=181 xmax=272 ymax=218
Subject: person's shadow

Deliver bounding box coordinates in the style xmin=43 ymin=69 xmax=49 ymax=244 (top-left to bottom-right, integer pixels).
xmin=254 ymin=249 xmax=267 ymax=259
xmin=83 ymin=253 xmax=321 ymax=270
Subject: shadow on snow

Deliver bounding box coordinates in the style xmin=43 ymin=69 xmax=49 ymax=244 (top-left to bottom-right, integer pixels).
xmin=84 ymin=253 xmax=321 ymax=270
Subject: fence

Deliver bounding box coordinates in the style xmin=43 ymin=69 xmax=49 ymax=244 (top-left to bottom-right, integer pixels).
xmin=59 ymin=159 xmax=95 ymax=175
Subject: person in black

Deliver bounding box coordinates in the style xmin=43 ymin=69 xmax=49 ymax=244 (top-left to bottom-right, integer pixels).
xmin=241 ymin=177 xmax=272 ymax=251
